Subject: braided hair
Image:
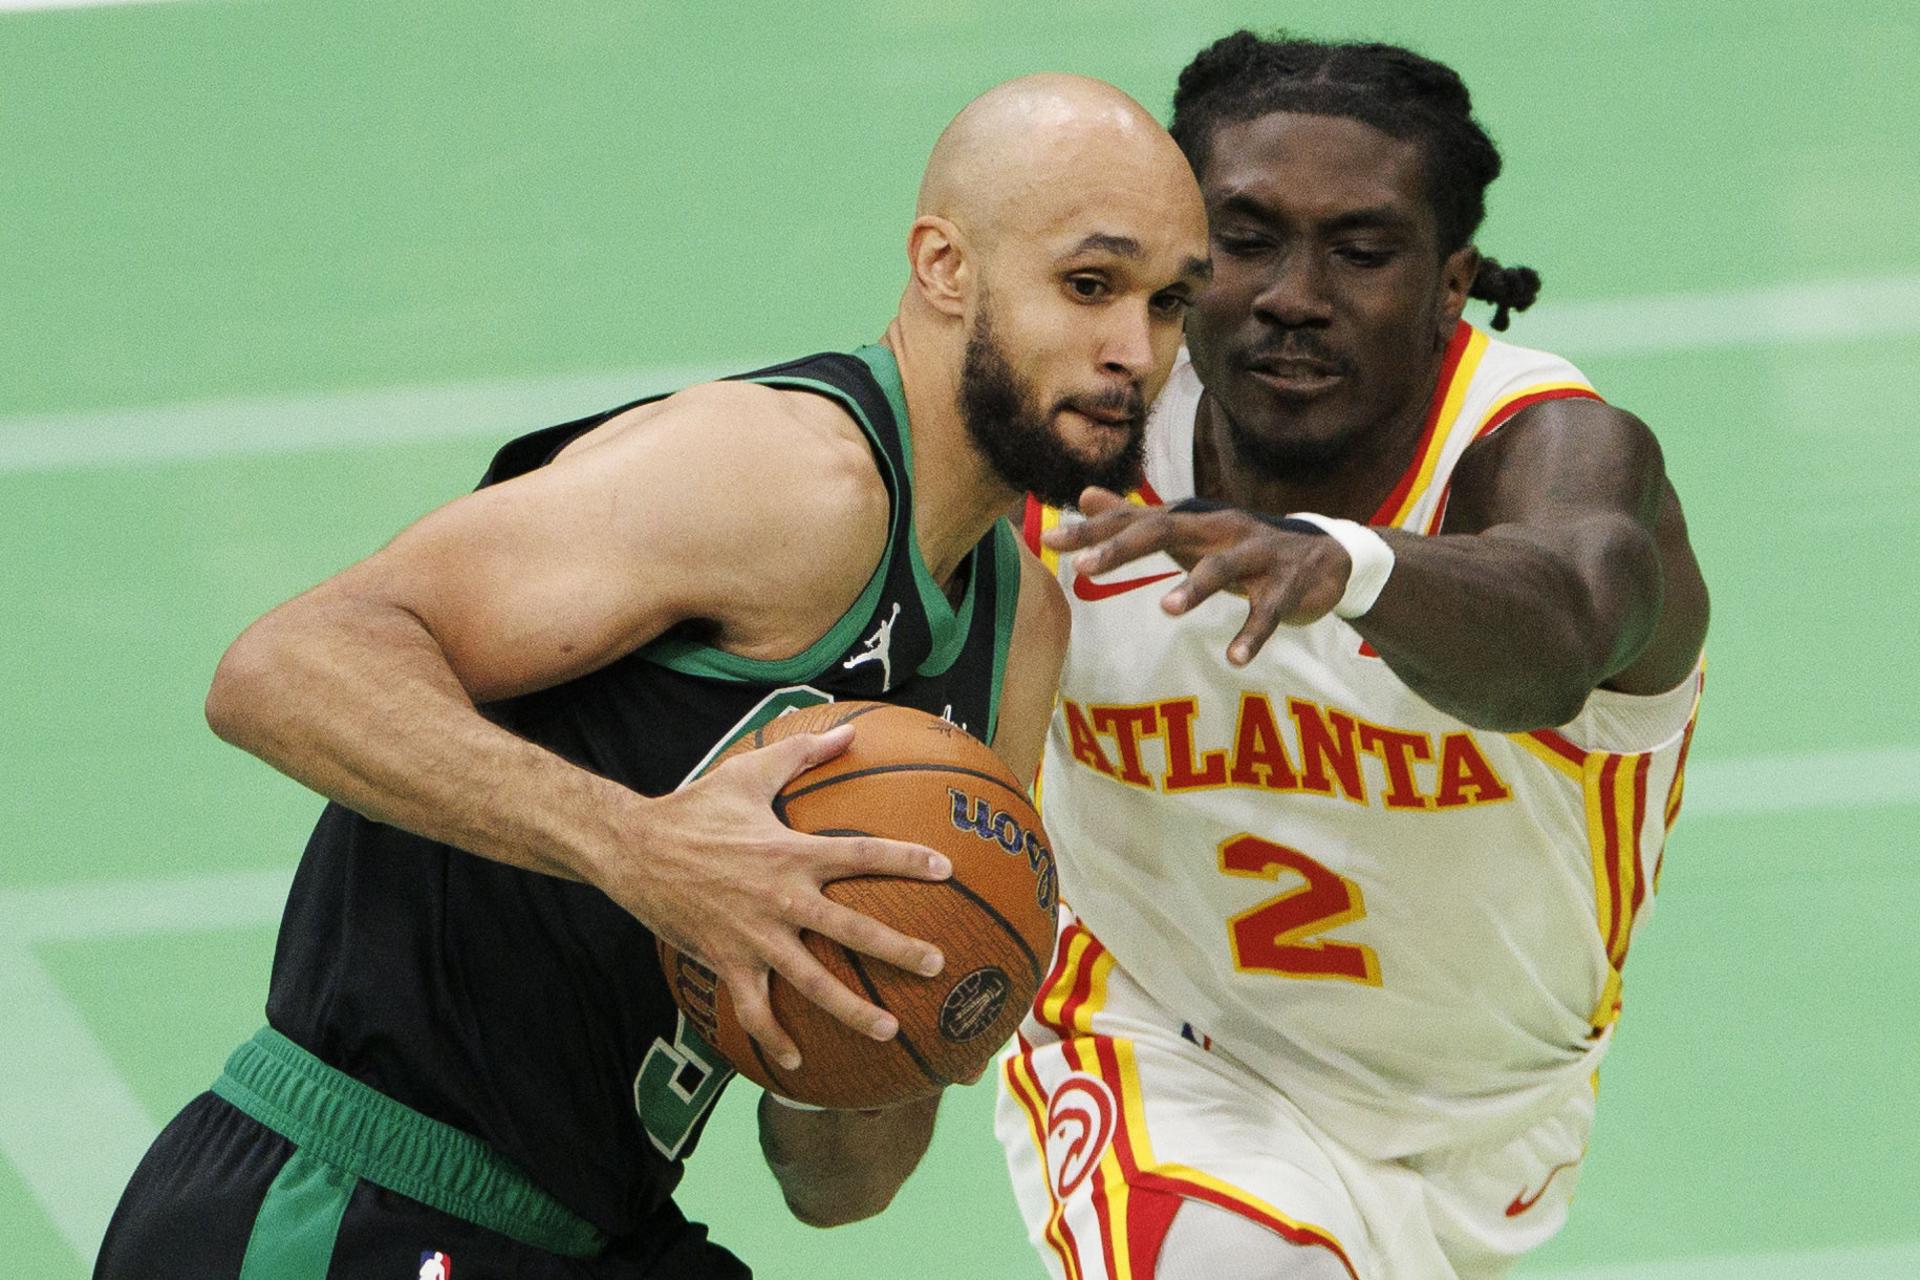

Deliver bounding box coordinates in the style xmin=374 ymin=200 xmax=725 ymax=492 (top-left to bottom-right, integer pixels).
xmin=1170 ymin=31 xmax=1540 ymax=330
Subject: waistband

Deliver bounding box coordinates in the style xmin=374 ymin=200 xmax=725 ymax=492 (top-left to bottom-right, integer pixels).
xmin=213 ymin=1025 xmax=607 ymax=1258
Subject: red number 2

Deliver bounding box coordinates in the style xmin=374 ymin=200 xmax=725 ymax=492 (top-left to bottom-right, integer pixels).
xmin=1219 ymin=835 xmax=1381 ymax=985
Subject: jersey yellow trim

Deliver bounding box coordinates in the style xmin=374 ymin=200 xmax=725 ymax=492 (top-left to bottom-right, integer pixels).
xmin=1110 ymin=1037 xmax=1358 ymax=1277
xmin=1379 ymin=327 xmax=1488 ymax=528
xmin=1510 ymin=731 xmax=1586 ymax=781
xmin=1002 ymin=1046 xmax=1085 ymax=1280
xmin=1478 ymin=379 xmax=1595 ymax=431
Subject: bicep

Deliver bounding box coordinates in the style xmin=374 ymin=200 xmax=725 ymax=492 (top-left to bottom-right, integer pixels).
xmin=990 ymin=549 xmax=1071 ymax=790
xmin=1443 ymin=399 xmax=1665 ymax=537
xmin=1441 ymin=399 xmax=1673 ymax=675
xmin=303 ymin=393 xmax=824 ymax=703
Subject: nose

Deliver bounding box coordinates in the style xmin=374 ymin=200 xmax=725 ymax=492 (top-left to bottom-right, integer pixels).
xmin=1253 ymin=248 xmax=1333 ymax=328
xmin=1098 ymin=302 xmax=1156 ymax=381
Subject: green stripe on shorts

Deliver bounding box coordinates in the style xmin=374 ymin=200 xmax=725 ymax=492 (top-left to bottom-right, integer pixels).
xmin=238 ymin=1147 xmax=355 ymax=1280
xmin=214 ymin=1026 xmax=606 ymax=1257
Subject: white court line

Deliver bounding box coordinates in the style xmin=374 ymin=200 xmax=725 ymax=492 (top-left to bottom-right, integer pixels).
xmin=0 ymin=946 xmax=161 ymax=1265
xmin=0 ymin=361 xmax=763 ymax=475
xmin=1518 ymin=273 xmax=1920 ymax=358
xmin=1 ymin=740 xmax=1913 ymax=1266
xmin=1682 ymin=745 xmax=1920 ymax=817
xmin=0 ymin=0 xmax=189 ymax=10
xmin=2 ymin=273 xmax=1917 ymax=475
xmin=0 ymin=870 xmax=297 ymax=1266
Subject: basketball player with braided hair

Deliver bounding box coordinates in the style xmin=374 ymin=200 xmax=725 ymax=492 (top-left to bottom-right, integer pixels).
xmin=997 ymin=32 xmax=1709 ymax=1279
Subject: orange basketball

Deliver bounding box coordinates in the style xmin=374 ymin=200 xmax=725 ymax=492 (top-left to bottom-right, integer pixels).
xmin=657 ymin=700 xmax=1058 ymax=1109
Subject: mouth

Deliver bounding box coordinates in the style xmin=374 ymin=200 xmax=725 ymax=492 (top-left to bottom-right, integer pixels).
xmin=1067 ymin=406 xmax=1136 ymax=429
xmin=1060 ymin=397 xmax=1143 ymax=431
xmin=1244 ymin=354 xmax=1346 ymax=397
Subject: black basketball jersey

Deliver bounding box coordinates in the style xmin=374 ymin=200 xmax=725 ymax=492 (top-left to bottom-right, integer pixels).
xmin=264 ymin=346 xmax=1023 ymax=1240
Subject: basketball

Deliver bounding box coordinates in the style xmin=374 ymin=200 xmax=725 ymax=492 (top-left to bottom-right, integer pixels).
xmin=657 ymin=700 xmax=1058 ymax=1109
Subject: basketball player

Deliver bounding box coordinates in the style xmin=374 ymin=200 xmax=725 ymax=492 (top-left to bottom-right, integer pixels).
xmin=95 ymin=76 xmax=1210 ymax=1278
xmin=997 ymin=34 xmax=1709 ymax=1280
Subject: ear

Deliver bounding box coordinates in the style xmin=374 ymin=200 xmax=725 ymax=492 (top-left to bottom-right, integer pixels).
xmin=907 ymin=215 xmax=970 ymax=320
xmin=1438 ymin=243 xmax=1479 ymax=346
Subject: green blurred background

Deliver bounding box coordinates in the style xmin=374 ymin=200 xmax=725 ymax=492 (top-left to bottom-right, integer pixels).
xmin=3 ymin=1 xmax=1917 ymax=1276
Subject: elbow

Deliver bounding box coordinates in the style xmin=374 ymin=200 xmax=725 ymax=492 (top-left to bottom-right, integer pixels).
xmin=204 ymin=617 xmax=294 ymax=749
xmin=1440 ymin=610 xmax=1615 ymax=734
xmin=1479 ymin=625 xmax=1613 ymax=732
xmin=205 ymin=633 xmax=260 ymax=746
xmin=1446 ymin=685 xmax=1590 ymax=736
xmin=781 ymin=1182 xmax=899 ymax=1230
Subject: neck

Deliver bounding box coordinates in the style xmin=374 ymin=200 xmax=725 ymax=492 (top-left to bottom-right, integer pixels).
xmin=1193 ymin=357 xmax=1443 ymax=523
xmin=883 ymin=316 xmax=1020 ymax=586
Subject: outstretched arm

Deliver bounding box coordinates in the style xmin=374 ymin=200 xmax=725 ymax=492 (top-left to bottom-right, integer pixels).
xmin=756 ymin=544 xmax=1070 ymax=1225
xmin=1359 ymin=399 xmax=1708 ymax=726
xmin=1046 ymin=398 xmax=1707 ymax=731
xmin=206 ymin=381 xmax=950 ymax=1070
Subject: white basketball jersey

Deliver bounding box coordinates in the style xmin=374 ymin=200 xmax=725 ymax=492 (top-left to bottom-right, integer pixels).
xmin=1025 ymin=322 xmax=1703 ymax=1159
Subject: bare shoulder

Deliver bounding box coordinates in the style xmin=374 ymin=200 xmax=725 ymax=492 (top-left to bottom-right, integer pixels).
xmin=1448 ymin=398 xmax=1667 ymax=527
xmin=990 ymin=539 xmax=1070 ymax=786
xmin=1012 ymin=538 xmax=1071 ymax=651
xmin=556 ymin=380 xmax=893 ymax=654
xmin=1448 ymin=396 xmax=1708 ymax=690
xmin=566 ymin=381 xmax=878 ymax=482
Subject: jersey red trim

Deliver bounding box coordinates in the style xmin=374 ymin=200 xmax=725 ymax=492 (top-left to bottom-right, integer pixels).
xmin=1022 ymin=494 xmax=1047 ymax=555
xmin=1422 ymin=386 xmax=1606 ymax=534
xmin=1369 ymin=321 xmax=1473 ymax=525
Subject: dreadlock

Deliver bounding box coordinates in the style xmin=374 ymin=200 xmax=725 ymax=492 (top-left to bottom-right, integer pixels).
xmin=1170 ymin=31 xmax=1540 ymax=330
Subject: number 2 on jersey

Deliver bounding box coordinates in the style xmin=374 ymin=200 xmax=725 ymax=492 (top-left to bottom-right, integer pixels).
xmin=1219 ymin=834 xmax=1381 ymax=985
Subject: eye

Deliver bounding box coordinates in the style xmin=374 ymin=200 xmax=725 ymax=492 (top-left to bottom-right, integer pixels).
xmin=1066 ymin=274 xmax=1110 ymax=301
xmin=1150 ymin=291 xmax=1193 ymax=319
xmin=1213 ymin=232 xmax=1271 ymax=258
xmin=1336 ymin=245 xmax=1394 ymax=268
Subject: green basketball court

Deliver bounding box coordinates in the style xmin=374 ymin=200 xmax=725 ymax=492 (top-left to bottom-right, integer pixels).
xmin=4 ymin=1 xmax=1916 ymax=1275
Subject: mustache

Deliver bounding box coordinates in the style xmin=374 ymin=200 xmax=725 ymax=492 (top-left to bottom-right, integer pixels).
xmin=1057 ymin=384 xmax=1147 ymax=425
xmin=1242 ymin=333 xmax=1352 ymax=376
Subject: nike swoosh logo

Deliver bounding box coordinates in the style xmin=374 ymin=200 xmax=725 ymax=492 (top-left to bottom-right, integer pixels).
xmin=1071 ymin=570 xmax=1180 ymax=601
xmin=1505 ymin=1161 xmax=1579 ymax=1217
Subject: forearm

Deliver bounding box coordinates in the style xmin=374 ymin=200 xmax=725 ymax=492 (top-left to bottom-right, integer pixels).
xmin=206 ymin=592 xmax=628 ymax=883
xmin=1357 ymin=517 xmax=1658 ymax=731
xmin=757 ymin=1091 xmax=940 ymax=1228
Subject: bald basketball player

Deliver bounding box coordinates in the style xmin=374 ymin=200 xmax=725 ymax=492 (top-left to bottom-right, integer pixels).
xmin=94 ymin=76 xmax=1208 ymax=1279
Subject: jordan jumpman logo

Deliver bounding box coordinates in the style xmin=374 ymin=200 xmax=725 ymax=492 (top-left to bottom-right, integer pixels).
xmin=842 ymin=602 xmax=902 ymax=691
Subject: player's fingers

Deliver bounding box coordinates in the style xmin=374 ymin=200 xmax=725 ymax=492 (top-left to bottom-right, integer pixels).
xmin=1228 ymin=585 xmax=1292 ymax=667
xmin=810 ymin=833 xmax=952 ymax=884
xmin=1068 ymin=510 xmax=1207 ymax=577
xmin=725 ymin=964 xmax=803 ymax=1071
xmin=1280 ymin=552 xmax=1350 ymax=625
xmin=1161 ymin=546 xmax=1255 ymax=614
xmin=770 ymin=941 xmax=900 ymax=1042
xmin=1040 ymin=499 xmax=1149 ymax=553
xmin=763 ymin=726 xmax=856 ymax=784
xmin=801 ymin=893 xmax=945 ymax=978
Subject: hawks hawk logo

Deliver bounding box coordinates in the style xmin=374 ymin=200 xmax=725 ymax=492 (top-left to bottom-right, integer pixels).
xmin=1044 ymin=1072 xmax=1116 ymax=1200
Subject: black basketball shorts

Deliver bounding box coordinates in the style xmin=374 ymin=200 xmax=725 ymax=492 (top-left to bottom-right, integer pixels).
xmin=95 ymin=1028 xmax=749 ymax=1279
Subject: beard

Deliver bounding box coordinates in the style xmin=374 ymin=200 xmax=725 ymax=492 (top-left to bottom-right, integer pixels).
xmin=957 ymin=303 xmax=1147 ymax=507
xmin=1218 ymin=405 xmax=1349 ymax=482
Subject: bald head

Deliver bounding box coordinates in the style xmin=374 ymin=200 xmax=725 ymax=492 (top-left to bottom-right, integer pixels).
xmin=918 ymin=74 xmax=1200 ymax=250
xmin=895 ymin=76 xmax=1209 ymax=509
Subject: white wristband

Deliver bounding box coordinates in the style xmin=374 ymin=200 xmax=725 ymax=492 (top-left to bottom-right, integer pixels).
xmin=1286 ymin=513 xmax=1395 ymax=619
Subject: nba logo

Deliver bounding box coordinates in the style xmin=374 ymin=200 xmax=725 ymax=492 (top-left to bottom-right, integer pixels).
xmin=418 ymin=1252 xmax=452 ymax=1280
